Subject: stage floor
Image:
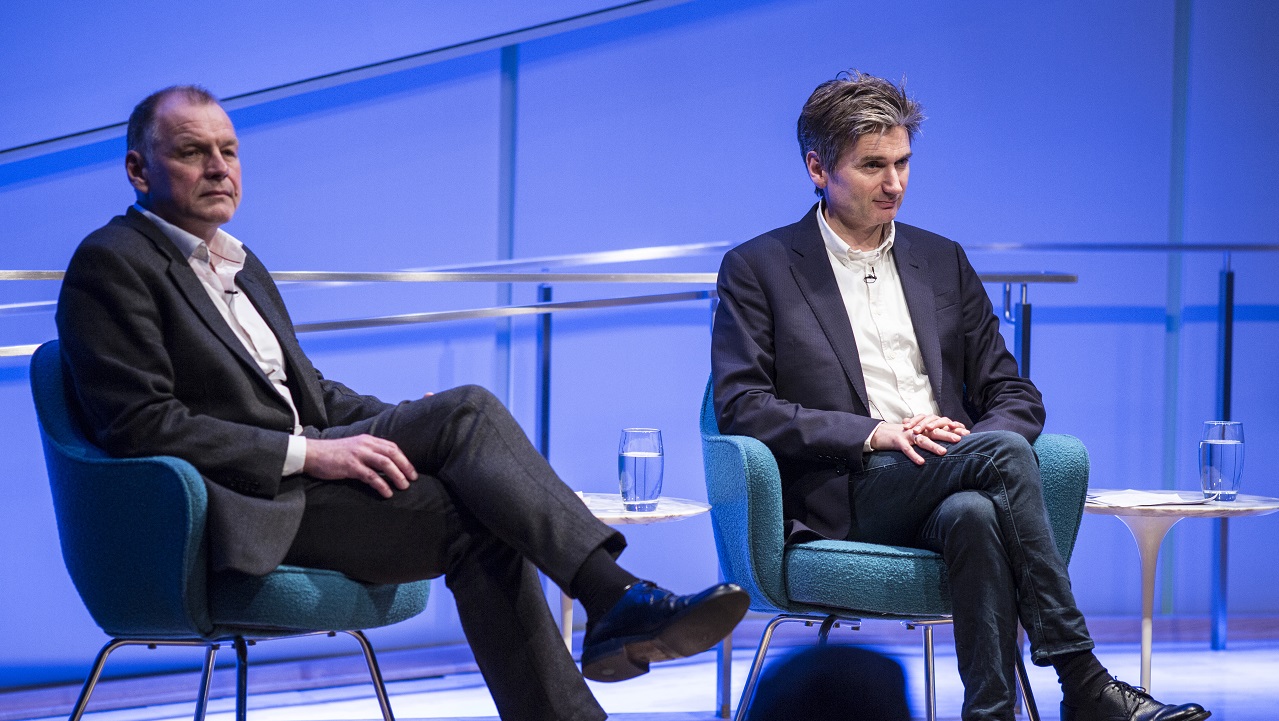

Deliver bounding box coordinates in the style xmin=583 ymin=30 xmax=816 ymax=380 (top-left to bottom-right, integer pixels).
xmin=18 ymin=634 xmax=1276 ymax=721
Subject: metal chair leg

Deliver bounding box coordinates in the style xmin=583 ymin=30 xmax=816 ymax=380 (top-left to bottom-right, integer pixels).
xmin=1014 ymin=651 xmax=1041 ymax=721
xmin=732 ymin=614 xmax=857 ymax=721
xmin=193 ymin=643 xmax=219 ymax=721
xmin=344 ymin=630 xmax=397 ymax=721
xmin=67 ymin=639 xmax=131 ymax=721
xmin=733 ymin=615 xmax=786 ymax=721
xmin=233 ymin=637 xmax=249 ymax=721
xmin=904 ymin=618 xmax=951 ymax=721
xmin=923 ymin=625 xmax=937 ymax=721
xmin=815 ymin=615 xmax=838 ymax=645
xmin=67 ymin=639 xmax=214 ymax=721
xmin=1014 ymin=625 xmax=1027 ymax=716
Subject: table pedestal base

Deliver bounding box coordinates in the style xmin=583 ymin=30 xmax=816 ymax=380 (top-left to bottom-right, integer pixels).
xmin=1114 ymin=514 xmax=1184 ymax=692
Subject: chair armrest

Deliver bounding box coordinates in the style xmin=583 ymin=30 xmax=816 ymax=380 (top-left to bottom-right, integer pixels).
xmin=1033 ymin=433 xmax=1091 ymax=566
xmin=43 ymin=442 xmax=214 ymax=638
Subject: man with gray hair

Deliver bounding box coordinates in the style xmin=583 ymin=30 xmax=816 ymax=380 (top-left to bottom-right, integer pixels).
xmin=57 ymin=84 xmax=749 ymax=721
xmin=711 ymin=71 xmax=1209 ymax=721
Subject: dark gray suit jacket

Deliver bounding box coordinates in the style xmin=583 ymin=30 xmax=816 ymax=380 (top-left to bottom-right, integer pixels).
xmin=56 ymin=208 xmax=392 ymax=575
xmin=711 ymin=206 xmax=1045 ymax=543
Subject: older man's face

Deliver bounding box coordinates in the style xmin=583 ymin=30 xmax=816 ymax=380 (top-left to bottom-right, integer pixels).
xmin=126 ymin=96 xmax=241 ymax=242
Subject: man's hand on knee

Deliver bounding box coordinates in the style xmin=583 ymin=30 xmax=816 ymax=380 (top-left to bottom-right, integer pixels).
xmin=303 ymin=435 xmax=418 ymax=498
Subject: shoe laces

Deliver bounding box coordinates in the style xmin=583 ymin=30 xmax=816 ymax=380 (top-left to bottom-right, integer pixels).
xmin=1108 ymin=679 xmax=1154 ymax=708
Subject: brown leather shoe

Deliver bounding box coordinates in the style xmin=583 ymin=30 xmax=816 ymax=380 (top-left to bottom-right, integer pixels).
xmin=1060 ymin=679 xmax=1210 ymax=721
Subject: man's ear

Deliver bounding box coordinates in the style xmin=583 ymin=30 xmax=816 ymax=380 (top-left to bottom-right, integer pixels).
xmin=804 ymin=150 xmax=828 ymax=191
xmin=125 ymin=150 xmax=149 ymax=194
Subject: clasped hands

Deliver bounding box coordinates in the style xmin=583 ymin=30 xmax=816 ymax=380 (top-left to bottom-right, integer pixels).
xmin=869 ymin=414 xmax=970 ymax=466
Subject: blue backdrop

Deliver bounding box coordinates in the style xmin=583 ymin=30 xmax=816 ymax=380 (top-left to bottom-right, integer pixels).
xmin=1 ymin=0 xmax=1276 ymax=689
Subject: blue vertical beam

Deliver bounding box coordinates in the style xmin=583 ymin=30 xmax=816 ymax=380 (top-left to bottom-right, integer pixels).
xmin=535 ymin=284 xmax=553 ymax=459
xmin=1211 ymin=261 xmax=1235 ymax=649
xmin=1158 ymin=0 xmax=1193 ymax=616
xmin=495 ymin=45 xmax=520 ymax=406
xmin=1013 ymin=284 xmax=1031 ymax=378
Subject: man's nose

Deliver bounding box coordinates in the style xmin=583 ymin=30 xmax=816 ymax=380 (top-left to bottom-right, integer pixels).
xmin=206 ymin=150 xmax=230 ymax=177
xmin=883 ymin=168 xmax=903 ymax=195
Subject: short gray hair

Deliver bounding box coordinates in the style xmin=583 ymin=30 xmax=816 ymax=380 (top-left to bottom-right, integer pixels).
xmin=126 ymin=85 xmax=220 ymax=158
xmin=797 ymin=71 xmax=924 ymax=194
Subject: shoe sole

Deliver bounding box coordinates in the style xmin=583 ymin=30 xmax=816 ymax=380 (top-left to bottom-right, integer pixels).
xmin=581 ymin=587 xmax=749 ymax=682
xmin=1061 ymin=703 xmax=1211 ymax=721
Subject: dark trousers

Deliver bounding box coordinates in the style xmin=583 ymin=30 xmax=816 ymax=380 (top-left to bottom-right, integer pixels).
xmin=848 ymin=430 xmax=1094 ymax=721
xmin=283 ymin=385 xmax=623 ymax=721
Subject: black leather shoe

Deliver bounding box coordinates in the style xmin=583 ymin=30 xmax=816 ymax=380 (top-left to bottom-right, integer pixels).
xmin=580 ymin=580 xmax=749 ymax=682
xmin=1061 ymin=678 xmax=1210 ymax=721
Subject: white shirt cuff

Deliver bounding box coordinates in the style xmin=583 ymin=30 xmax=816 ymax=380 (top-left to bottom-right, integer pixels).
xmin=283 ymin=434 xmax=307 ymax=476
xmin=863 ymin=421 xmax=884 ymax=453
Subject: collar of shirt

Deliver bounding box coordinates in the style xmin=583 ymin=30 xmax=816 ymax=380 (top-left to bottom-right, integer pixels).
xmin=134 ymin=204 xmax=246 ymax=272
xmin=816 ymin=201 xmax=895 ymax=268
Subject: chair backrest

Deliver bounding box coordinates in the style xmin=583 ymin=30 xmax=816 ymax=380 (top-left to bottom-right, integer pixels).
xmin=1028 ymin=433 xmax=1090 ymax=565
xmin=29 ymin=340 xmax=106 ymax=460
xmin=699 ymin=379 xmax=790 ymax=612
xmin=30 ymin=340 xmax=214 ymax=638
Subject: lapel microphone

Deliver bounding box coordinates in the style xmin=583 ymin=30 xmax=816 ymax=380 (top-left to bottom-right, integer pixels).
xmin=862 ymin=248 xmax=881 ymax=284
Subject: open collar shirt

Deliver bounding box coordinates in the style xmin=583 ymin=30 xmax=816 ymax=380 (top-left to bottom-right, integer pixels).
xmin=816 ymin=204 xmax=940 ymax=449
xmin=136 ymin=205 xmax=306 ymax=476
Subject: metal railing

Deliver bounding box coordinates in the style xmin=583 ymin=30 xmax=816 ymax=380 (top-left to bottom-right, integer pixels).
xmin=3 ymin=239 xmax=1276 ymax=657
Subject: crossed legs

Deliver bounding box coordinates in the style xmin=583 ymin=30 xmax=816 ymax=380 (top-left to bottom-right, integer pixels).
xmin=848 ymin=430 xmax=1094 ymax=721
xmin=284 ymin=385 xmax=624 ymax=721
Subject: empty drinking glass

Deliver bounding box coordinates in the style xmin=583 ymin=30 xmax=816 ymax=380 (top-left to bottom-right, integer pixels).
xmin=1200 ymin=421 xmax=1244 ymax=501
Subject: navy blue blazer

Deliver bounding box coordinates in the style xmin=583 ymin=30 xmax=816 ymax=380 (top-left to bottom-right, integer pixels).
xmin=711 ymin=205 xmax=1045 ymax=543
xmin=56 ymin=208 xmax=393 ymax=574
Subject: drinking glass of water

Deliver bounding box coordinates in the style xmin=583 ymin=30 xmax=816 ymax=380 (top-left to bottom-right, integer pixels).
xmin=619 ymin=428 xmax=663 ymax=512
xmin=1200 ymin=421 xmax=1244 ymax=501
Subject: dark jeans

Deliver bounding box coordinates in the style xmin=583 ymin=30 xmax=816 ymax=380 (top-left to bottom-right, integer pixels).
xmin=848 ymin=431 xmax=1094 ymax=721
xmin=283 ymin=385 xmax=623 ymax=721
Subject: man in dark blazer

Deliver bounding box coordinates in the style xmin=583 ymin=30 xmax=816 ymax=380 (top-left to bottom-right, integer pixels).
xmin=711 ymin=72 xmax=1207 ymax=721
xmin=56 ymin=85 xmax=747 ymax=721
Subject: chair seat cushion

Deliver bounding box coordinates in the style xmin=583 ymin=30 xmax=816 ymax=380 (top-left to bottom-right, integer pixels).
xmin=784 ymin=540 xmax=952 ymax=618
xmin=208 ymin=565 xmax=430 ymax=638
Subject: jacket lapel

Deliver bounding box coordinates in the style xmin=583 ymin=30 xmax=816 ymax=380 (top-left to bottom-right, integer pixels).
xmin=125 ymin=210 xmax=279 ymax=397
xmin=787 ymin=207 xmax=871 ymax=412
xmin=893 ymin=230 xmax=944 ymax=399
xmin=235 ymin=267 xmax=326 ymax=424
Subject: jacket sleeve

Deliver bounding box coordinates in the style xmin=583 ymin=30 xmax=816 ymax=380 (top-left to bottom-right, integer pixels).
xmin=953 ymin=243 xmax=1046 ymax=442
xmin=314 ymin=374 xmax=396 ymax=427
xmin=56 ymin=238 xmax=293 ymax=499
xmin=711 ymin=247 xmax=881 ymax=471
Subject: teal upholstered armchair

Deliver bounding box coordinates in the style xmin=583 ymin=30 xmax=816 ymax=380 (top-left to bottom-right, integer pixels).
xmin=30 ymin=340 xmax=430 ymax=721
xmin=699 ymin=379 xmax=1090 ymax=721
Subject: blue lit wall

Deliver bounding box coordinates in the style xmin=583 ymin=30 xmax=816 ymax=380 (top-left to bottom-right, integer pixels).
xmin=1 ymin=0 xmax=1276 ymax=689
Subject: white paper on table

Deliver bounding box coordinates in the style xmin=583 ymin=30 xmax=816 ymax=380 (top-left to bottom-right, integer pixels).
xmin=1086 ymin=489 xmax=1211 ymax=507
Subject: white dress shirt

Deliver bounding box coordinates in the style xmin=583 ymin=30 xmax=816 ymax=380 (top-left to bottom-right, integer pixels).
xmin=816 ymin=205 xmax=941 ymax=449
xmin=137 ymin=206 xmax=307 ymax=476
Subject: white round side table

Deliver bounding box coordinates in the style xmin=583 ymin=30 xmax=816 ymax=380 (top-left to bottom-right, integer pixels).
xmin=1084 ymin=489 xmax=1279 ymax=691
